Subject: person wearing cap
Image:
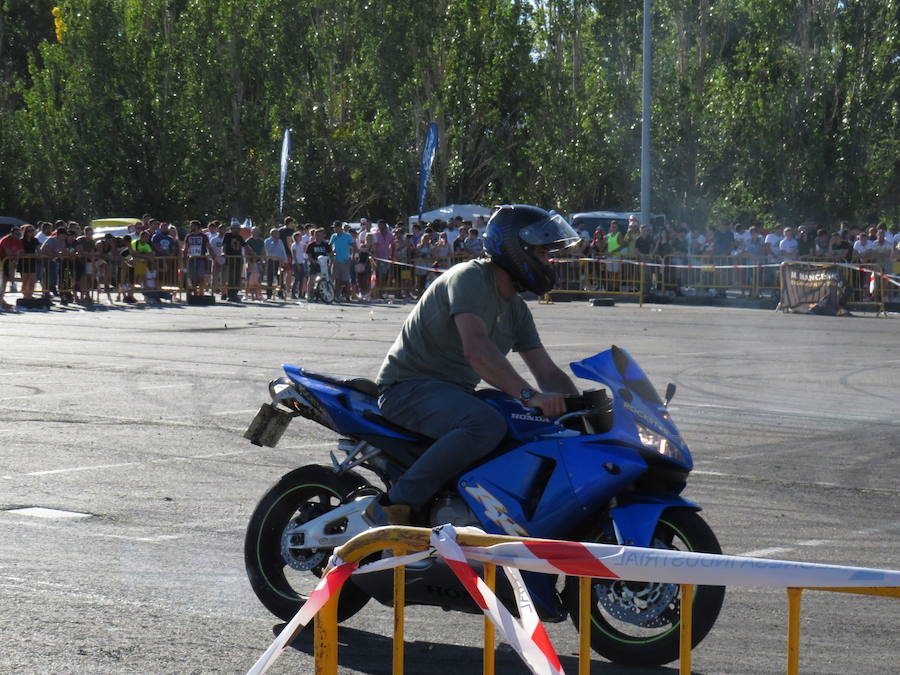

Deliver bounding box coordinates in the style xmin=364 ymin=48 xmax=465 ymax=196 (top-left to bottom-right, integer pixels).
xmin=358 ymin=217 xmax=371 ymax=242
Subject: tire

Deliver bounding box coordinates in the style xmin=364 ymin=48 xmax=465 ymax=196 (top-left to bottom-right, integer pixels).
xmin=562 ymin=508 xmax=725 ymax=666
xmin=244 ymin=465 xmax=372 ymax=623
xmin=317 ymin=279 xmax=335 ymax=304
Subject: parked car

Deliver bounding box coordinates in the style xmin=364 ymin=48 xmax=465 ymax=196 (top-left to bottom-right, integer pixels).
xmin=90 ymin=217 xmax=142 ymax=241
xmin=570 ymin=211 xmax=667 ymax=237
xmin=0 ymin=216 xmax=29 ymax=238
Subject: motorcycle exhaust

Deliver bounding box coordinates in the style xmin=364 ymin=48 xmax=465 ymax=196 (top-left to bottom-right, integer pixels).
xmin=244 ymin=403 xmax=293 ymax=447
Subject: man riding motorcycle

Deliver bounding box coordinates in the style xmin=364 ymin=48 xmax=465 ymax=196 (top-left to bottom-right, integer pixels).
xmin=371 ymin=204 xmax=582 ymax=524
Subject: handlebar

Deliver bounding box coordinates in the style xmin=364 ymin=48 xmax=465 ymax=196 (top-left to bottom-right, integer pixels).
xmin=528 ymin=390 xmax=610 ymax=422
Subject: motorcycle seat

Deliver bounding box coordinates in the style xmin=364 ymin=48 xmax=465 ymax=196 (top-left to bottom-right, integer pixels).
xmin=300 ymin=369 xmax=380 ymax=398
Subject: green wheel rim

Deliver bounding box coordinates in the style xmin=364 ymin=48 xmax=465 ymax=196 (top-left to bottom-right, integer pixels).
xmin=590 ymin=517 xmax=693 ymax=645
xmin=255 ymin=482 xmax=343 ymax=602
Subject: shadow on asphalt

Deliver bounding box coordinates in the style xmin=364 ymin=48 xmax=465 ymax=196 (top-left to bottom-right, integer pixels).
xmin=276 ymin=623 xmax=687 ymax=675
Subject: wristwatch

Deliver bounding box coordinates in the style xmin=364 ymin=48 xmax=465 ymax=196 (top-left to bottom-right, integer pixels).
xmin=519 ymin=387 xmax=537 ymax=404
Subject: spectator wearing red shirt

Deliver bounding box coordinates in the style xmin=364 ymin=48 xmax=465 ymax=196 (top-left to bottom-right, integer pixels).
xmin=0 ymin=226 xmax=24 ymax=309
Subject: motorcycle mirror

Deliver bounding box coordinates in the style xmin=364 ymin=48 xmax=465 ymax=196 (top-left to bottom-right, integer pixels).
xmin=664 ymin=382 xmax=676 ymax=407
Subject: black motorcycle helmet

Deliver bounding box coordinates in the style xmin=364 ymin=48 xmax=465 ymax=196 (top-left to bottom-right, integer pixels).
xmin=484 ymin=204 xmax=580 ymax=295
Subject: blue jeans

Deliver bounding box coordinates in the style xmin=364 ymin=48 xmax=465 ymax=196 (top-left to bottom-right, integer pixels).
xmin=378 ymin=379 xmax=506 ymax=508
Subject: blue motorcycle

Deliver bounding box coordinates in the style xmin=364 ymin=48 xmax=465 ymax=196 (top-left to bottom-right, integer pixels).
xmin=244 ymin=345 xmax=724 ymax=666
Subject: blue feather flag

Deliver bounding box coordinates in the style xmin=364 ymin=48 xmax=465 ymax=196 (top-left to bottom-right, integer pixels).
xmin=279 ymin=128 xmax=291 ymax=217
xmin=417 ymin=122 xmax=439 ymax=220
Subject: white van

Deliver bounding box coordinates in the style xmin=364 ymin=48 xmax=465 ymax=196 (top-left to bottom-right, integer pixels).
xmin=570 ymin=211 xmax=667 ymax=236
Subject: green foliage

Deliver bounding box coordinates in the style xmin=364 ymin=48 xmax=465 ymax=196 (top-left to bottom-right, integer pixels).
xmin=0 ymin=0 xmax=896 ymax=227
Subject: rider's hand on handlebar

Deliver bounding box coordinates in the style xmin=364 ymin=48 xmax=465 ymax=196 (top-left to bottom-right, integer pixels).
xmin=528 ymin=391 xmax=567 ymax=418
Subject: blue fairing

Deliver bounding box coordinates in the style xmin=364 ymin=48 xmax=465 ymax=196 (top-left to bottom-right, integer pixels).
xmin=281 ymin=365 xmax=417 ymax=440
xmin=474 ymin=389 xmax=560 ymax=440
xmin=281 ymin=346 xmax=700 ymax=550
xmin=571 ymin=346 xmax=692 ymax=471
xmin=458 ymin=440 xmax=575 ymax=538
xmin=611 ymin=495 xmax=701 ymax=547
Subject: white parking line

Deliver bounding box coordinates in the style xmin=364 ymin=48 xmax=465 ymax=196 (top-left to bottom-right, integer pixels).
xmin=0 ymin=442 xmax=334 ymax=479
xmin=738 ymin=546 xmax=794 ymax=558
xmin=737 ymin=522 xmax=900 ymax=558
xmin=4 ymin=462 xmax=136 ymax=478
xmin=692 ymin=469 xmax=881 ymax=493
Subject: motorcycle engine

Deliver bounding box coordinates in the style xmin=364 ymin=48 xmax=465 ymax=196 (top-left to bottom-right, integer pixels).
xmin=429 ymin=494 xmax=479 ymax=528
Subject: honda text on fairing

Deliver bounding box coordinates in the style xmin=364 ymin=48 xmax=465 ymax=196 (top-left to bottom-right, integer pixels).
xmin=243 ymin=346 xmax=724 ymax=666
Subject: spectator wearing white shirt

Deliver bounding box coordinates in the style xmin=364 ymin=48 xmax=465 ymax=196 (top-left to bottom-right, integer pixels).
xmin=778 ymin=227 xmax=798 ymax=260
xmin=733 ymin=223 xmax=751 ymax=254
xmin=852 ymin=232 xmax=875 ymax=263
xmin=763 ymin=226 xmax=783 ymax=261
xmin=205 ymin=221 xmax=224 ymax=295
xmin=290 ymin=230 xmax=308 ymax=299
xmin=869 ymin=228 xmax=893 ymax=262
xmin=885 ymin=224 xmax=898 ymax=245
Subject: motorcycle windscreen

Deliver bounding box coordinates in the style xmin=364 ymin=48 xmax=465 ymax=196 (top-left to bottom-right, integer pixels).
xmin=569 ymin=345 xmax=687 ymax=451
xmin=570 ymin=345 xmax=662 ymax=405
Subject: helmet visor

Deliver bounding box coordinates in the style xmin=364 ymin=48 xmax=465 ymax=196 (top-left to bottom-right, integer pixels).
xmin=519 ymin=212 xmax=581 ymax=251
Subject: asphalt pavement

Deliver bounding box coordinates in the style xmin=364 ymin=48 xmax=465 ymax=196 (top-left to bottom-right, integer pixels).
xmin=1 ymin=298 xmax=898 ymax=674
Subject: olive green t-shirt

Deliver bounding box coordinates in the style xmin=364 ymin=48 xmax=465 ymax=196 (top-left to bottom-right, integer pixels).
xmin=375 ymin=259 xmax=542 ymax=391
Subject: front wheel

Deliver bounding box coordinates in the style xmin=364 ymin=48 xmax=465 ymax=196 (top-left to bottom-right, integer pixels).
xmin=562 ymin=508 xmax=725 ymax=666
xmin=244 ymin=465 xmax=371 ymax=623
xmin=316 ymin=279 xmax=335 ymax=304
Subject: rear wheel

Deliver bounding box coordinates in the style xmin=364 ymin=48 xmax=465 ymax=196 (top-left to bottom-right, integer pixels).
xmin=562 ymin=509 xmax=725 ymax=666
xmin=244 ymin=465 xmax=371 ymax=623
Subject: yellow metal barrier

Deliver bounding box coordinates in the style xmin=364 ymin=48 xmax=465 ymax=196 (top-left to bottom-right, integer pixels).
xmin=785 ymin=585 xmax=900 ymax=675
xmin=311 ymin=527 xmax=691 ymax=674
xmin=550 ymin=256 xmax=646 ymax=300
xmin=305 ymin=526 xmax=898 ymax=675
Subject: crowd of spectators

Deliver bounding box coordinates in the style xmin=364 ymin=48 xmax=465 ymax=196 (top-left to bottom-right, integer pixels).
xmin=1 ymin=212 xmax=897 ymax=310
xmin=570 ymin=214 xmax=899 ymax=266
xmin=0 ymin=214 xmax=493 ymax=309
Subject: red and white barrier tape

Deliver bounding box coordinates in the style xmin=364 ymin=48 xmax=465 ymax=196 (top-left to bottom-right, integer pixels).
xmin=246 ymin=560 xmax=358 ymax=675
xmin=372 ymin=256 xmax=449 ymax=274
xmin=549 ymin=256 xmax=781 ymax=270
xmin=459 ymin=539 xmax=900 ymax=588
xmin=432 ymin=525 xmax=565 ymax=675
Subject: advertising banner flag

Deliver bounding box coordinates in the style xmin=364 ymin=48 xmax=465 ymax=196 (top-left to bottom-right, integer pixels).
xmin=279 ymin=128 xmax=291 ymax=217
xmin=417 ymin=122 xmax=439 ymax=220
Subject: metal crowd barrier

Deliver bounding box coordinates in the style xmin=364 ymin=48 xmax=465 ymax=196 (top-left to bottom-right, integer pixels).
xmin=303 ymin=526 xmax=899 ymax=675
xmin=0 ymin=253 xmax=310 ymax=304
xmin=546 ymin=254 xmax=894 ymax=305
xmin=3 ymin=253 xmax=894 ymax=308
xmin=371 ymin=254 xmax=467 ymax=297
xmin=551 ymin=256 xmax=646 ymax=299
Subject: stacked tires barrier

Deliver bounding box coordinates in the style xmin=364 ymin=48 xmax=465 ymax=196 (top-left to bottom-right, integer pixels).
xmin=246 ymin=525 xmax=900 ymax=675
